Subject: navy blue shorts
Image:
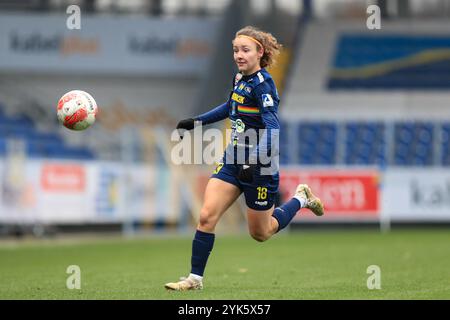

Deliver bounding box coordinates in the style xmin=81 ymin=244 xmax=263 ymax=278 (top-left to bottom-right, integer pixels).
xmin=211 ymin=161 xmax=279 ymax=211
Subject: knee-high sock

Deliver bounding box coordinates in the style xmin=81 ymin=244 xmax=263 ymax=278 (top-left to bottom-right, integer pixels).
xmin=190 ymin=229 xmax=215 ymax=277
xmin=272 ymin=198 xmax=301 ymax=232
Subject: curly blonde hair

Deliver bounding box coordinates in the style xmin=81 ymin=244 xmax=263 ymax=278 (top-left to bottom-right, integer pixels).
xmin=235 ymin=26 xmax=282 ymax=68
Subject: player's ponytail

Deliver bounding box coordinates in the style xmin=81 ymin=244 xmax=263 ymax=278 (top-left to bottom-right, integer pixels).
xmin=235 ymin=26 xmax=282 ymax=68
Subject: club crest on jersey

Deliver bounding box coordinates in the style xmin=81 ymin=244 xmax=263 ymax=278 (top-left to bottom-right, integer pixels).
xmin=234 ymin=73 xmax=243 ymax=85
xmin=235 ymin=119 xmax=245 ymax=133
xmin=262 ymin=94 xmax=274 ymax=107
xmin=244 ymin=86 xmax=252 ymax=93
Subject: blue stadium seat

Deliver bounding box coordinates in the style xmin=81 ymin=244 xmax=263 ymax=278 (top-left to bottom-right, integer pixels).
xmin=0 ymin=102 xmax=96 ymax=161
xmin=298 ymin=122 xmax=337 ymax=165
xmin=442 ymin=123 xmax=450 ymax=165
xmin=0 ymin=114 xmax=34 ymax=128
xmin=46 ymin=145 xmax=95 ymax=160
xmin=394 ymin=122 xmax=434 ymax=166
xmin=344 ymin=122 xmax=385 ymax=165
xmin=0 ymin=138 xmax=6 ymax=155
xmin=278 ymin=120 xmax=290 ymax=165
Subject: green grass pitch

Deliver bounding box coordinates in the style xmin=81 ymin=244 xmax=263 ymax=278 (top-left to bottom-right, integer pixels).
xmin=1 ymin=229 xmax=449 ymax=299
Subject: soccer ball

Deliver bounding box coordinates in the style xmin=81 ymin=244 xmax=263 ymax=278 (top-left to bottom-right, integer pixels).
xmin=57 ymin=90 xmax=98 ymax=130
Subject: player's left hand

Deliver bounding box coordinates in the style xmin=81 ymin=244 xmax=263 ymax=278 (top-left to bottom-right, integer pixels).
xmin=238 ymin=164 xmax=256 ymax=183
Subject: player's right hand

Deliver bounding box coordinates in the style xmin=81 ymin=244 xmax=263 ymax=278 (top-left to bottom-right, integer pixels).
xmin=176 ymin=118 xmax=196 ymax=131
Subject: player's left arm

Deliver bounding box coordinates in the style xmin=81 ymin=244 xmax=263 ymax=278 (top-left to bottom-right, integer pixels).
xmin=238 ymin=82 xmax=279 ymax=182
xmin=249 ymin=81 xmax=280 ymax=166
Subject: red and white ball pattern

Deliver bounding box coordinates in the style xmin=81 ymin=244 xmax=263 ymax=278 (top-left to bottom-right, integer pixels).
xmin=57 ymin=90 xmax=98 ymax=131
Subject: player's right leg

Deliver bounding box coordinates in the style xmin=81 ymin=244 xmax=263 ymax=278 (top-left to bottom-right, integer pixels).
xmin=196 ymin=177 xmax=242 ymax=233
xmin=164 ymin=176 xmax=241 ymax=291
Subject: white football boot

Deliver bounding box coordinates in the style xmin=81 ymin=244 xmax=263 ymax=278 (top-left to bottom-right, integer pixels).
xmin=164 ymin=275 xmax=203 ymax=291
xmin=295 ymin=184 xmax=325 ymax=216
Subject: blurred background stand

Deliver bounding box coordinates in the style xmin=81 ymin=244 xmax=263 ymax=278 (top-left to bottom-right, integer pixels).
xmin=1 ymin=0 xmax=450 ymax=238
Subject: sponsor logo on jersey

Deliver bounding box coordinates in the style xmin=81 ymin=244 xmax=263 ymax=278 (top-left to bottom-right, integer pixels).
xmin=257 ymin=72 xmax=265 ymax=83
xmin=238 ymin=83 xmax=245 ymax=91
xmin=231 ymin=92 xmax=245 ymax=104
xmin=255 ymin=200 xmax=268 ymax=206
xmin=262 ymin=94 xmax=274 ymax=107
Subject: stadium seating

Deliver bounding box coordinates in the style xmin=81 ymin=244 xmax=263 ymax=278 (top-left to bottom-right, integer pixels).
xmin=0 ymin=103 xmax=95 ymax=160
xmin=287 ymin=120 xmax=445 ymax=167
xmin=298 ymin=122 xmax=337 ymax=165
xmin=394 ymin=122 xmax=434 ymax=166
xmin=345 ymin=122 xmax=386 ymax=166
xmin=442 ymin=123 xmax=450 ymax=165
xmin=1 ymin=101 xmax=447 ymax=166
xmin=279 ymin=120 xmax=290 ymax=165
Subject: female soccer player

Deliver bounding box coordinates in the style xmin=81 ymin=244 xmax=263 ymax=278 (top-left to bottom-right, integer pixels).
xmin=165 ymin=26 xmax=324 ymax=291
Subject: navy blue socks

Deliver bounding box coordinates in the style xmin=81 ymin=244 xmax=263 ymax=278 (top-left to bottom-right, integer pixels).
xmin=190 ymin=199 xmax=301 ymax=278
xmin=190 ymin=229 xmax=215 ymax=277
xmin=272 ymin=198 xmax=302 ymax=232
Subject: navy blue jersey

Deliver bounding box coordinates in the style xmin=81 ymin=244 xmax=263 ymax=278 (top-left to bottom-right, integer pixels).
xmin=196 ymin=68 xmax=280 ymax=165
xmin=229 ymin=68 xmax=279 ymax=128
xmin=197 ymin=68 xmax=281 ymax=209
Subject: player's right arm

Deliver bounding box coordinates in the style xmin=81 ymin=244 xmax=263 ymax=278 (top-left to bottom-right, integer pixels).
xmin=177 ymin=73 xmax=238 ymax=131
xmin=176 ymin=101 xmax=229 ymax=130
